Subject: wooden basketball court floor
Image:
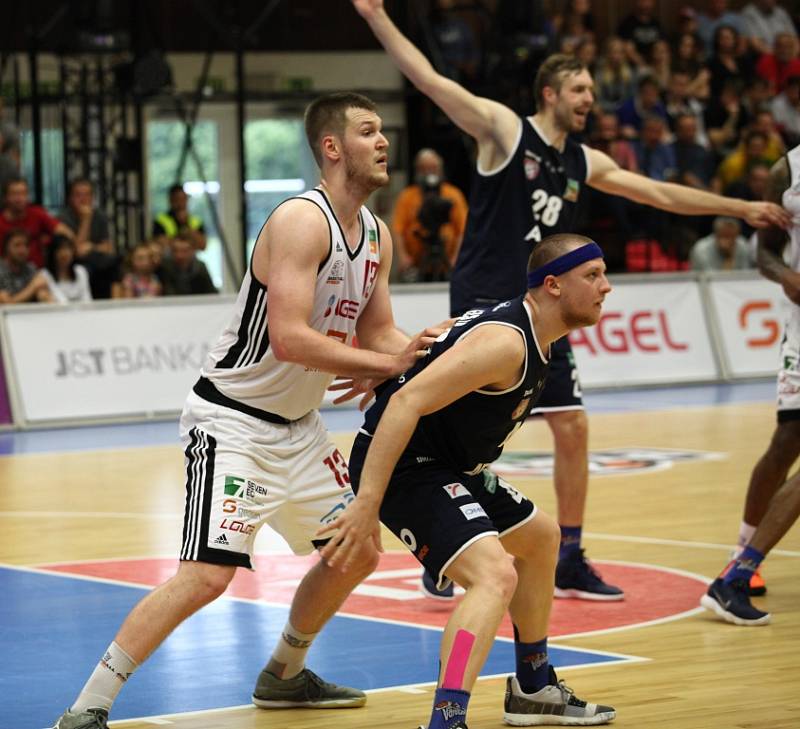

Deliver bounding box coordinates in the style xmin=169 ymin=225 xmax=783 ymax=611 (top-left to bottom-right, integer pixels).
xmin=1 ymin=380 xmax=798 ymax=729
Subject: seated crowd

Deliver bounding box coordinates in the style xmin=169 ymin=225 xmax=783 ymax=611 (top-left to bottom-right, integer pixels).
xmin=0 ymin=177 xmax=217 ymax=305
xmin=415 ymin=0 xmax=800 ymax=275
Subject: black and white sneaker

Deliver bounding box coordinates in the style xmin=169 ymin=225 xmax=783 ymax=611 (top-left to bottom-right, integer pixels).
xmin=700 ymin=578 xmax=771 ymax=626
xmin=554 ymin=549 xmax=624 ymax=601
xmin=504 ymin=668 xmax=615 ymax=726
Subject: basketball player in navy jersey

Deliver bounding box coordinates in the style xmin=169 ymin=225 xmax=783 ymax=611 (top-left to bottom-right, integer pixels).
xmin=321 ymin=234 xmax=616 ymax=728
xmin=352 ymin=0 xmax=792 ymax=601
xmin=52 ymin=93 xmax=443 ymax=729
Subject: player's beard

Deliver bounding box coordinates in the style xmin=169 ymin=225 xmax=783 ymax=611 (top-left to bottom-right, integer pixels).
xmin=561 ymin=294 xmax=603 ymax=329
xmin=344 ymin=147 xmax=389 ymax=194
xmin=554 ymin=101 xmax=587 ymax=134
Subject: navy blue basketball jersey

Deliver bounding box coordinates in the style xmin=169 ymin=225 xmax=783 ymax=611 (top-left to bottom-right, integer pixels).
xmin=449 ymin=117 xmax=589 ymax=315
xmin=361 ymin=297 xmax=550 ymax=475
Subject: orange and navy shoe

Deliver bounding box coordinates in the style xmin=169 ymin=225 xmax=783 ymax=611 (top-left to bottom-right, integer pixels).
xmin=749 ymin=567 xmax=767 ymax=597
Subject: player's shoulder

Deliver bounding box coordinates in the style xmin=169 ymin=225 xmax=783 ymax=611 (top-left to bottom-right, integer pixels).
xmin=265 ymin=195 xmax=330 ymax=235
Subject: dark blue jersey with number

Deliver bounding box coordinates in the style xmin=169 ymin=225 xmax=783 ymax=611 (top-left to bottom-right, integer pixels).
xmin=361 ymin=296 xmax=550 ymax=475
xmin=449 ymin=117 xmax=589 ymax=316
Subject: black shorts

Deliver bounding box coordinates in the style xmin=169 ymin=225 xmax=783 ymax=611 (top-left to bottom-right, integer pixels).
xmin=349 ymin=434 xmax=535 ymax=589
xmin=530 ymin=335 xmax=583 ymax=413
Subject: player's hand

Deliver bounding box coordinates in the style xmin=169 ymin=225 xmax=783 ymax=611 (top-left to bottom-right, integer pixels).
xmin=328 ymin=376 xmax=381 ymax=410
xmin=317 ymin=497 xmax=383 ymax=572
xmin=352 ymin=0 xmax=384 ymax=20
xmin=744 ymin=201 xmax=792 ymax=229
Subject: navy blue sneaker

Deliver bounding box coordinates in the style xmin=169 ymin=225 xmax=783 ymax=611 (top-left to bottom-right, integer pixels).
xmin=700 ymin=578 xmax=771 ymax=626
xmin=416 ymin=723 xmax=467 ymax=728
xmin=421 ymin=569 xmax=455 ymax=600
xmin=554 ymin=549 xmax=624 ymax=601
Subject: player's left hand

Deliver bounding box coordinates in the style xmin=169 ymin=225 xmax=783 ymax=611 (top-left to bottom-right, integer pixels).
xmin=317 ymin=498 xmax=383 ymax=572
xmin=328 ymin=377 xmax=380 ymax=409
xmin=744 ymin=201 xmax=792 ymax=229
xmin=406 ymin=318 xmax=456 ymax=353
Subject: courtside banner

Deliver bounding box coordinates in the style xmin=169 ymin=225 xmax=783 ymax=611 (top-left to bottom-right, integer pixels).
xmin=568 ymin=279 xmax=717 ymax=386
xmin=707 ymin=277 xmax=785 ymax=378
xmin=0 ymin=298 xmax=233 ymax=424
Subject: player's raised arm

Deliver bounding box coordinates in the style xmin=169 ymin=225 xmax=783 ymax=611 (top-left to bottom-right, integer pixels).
xmin=352 ymin=0 xmax=518 ymax=155
xmin=256 ymin=200 xmax=424 ymax=379
xmin=585 ymin=146 xmax=791 ymax=230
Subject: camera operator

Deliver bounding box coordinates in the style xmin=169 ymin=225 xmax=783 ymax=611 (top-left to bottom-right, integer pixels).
xmin=392 ymin=148 xmax=468 ymax=282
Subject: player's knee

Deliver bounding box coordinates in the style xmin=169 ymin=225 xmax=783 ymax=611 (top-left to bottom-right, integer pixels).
xmin=769 ymin=421 xmax=800 ymax=464
xmin=178 ymin=562 xmax=235 ymax=604
xmin=517 ymin=512 xmax=560 ymax=563
xmin=548 ymin=410 xmax=588 ymax=449
xmin=349 ymin=543 xmax=380 ymax=580
xmin=468 ymin=557 xmax=518 ymax=604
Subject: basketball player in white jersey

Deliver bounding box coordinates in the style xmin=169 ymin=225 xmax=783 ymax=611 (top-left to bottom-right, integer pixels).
xmin=702 ymin=148 xmax=800 ymax=626
xmin=53 ymin=92 xmax=439 ymax=729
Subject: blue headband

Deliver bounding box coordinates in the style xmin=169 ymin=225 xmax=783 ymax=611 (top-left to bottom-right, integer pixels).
xmin=527 ymin=242 xmax=604 ymax=289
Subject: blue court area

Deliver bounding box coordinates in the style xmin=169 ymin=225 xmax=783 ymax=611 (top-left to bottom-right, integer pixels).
xmin=0 ymin=566 xmax=624 ymax=729
xmin=0 ymin=380 xmax=774 ymax=456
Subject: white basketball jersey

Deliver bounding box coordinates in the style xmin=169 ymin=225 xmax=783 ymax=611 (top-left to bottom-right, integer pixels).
xmin=199 ymin=188 xmax=382 ymax=420
xmin=782 ymin=147 xmax=800 ymax=328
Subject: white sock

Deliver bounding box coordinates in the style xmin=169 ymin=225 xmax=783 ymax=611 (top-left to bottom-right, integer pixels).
xmin=266 ymin=621 xmax=318 ymax=679
xmin=733 ymin=521 xmax=757 ymax=557
xmin=71 ymin=641 xmax=138 ymax=713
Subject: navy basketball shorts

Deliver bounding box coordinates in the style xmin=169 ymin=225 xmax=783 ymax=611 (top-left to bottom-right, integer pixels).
xmin=530 ymin=335 xmax=584 ymax=413
xmin=349 ymin=433 xmax=536 ymax=589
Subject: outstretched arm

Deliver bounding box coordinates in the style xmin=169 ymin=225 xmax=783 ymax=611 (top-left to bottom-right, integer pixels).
xmin=255 ymin=200 xmax=424 ymax=379
xmin=318 ymin=324 xmax=525 ymax=570
xmin=352 ymin=0 xmax=518 ymax=157
xmin=586 ymin=147 xmax=792 ymax=230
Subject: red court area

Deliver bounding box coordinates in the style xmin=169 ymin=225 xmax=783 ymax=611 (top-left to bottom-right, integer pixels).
xmin=45 ymin=552 xmax=708 ymax=637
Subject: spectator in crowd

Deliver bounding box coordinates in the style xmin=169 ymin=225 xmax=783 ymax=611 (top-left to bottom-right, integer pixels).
xmin=41 ymin=235 xmax=93 ymax=303
xmin=0 ymin=229 xmax=52 ymax=304
xmin=152 ymin=183 xmax=206 ymax=251
xmin=705 ymin=80 xmax=750 ymax=157
xmin=724 ymin=162 xmax=771 ymax=237
xmin=755 ymin=32 xmax=800 ymax=94
xmin=664 ymin=70 xmax=709 ymax=147
xmin=645 ymin=38 xmax=673 ymax=90
xmin=752 ymin=108 xmax=787 ymax=159
xmin=59 ymin=179 xmax=112 ymax=252
xmin=159 ymin=235 xmax=216 ymax=296
xmin=572 ymin=37 xmax=598 ymax=72
xmin=698 ymin=0 xmax=746 ymax=56
xmin=591 ymin=113 xmax=638 ymax=171
xmin=392 ymin=148 xmax=468 ymax=282
xmin=59 ymin=178 xmax=122 ymax=300
xmin=594 ymin=36 xmax=638 ymax=114
xmin=742 ymin=0 xmax=797 ymax=56
xmin=632 ymin=115 xmax=676 ymax=181
xmin=672 ymin=113 xmax=715 ymax=189
xmin=0 ymin=178 xmax=74 ymax=268
xmin=689 ymin=216 xmax=753 ymax=270
xmin=429 ymin=0 xmax=483 ymax=85
xmin=713 ymin=129 xmax=772 ymax=191
xmin=617 ymin=0 xmax=665 ymax=66
xmin=617 ymin=74 xmax=669 ymax=138
xmin=770 ymin=74 xmax=800 ymax=145
xmin=553 ymin=0 xmax=595 ymax=54
xmin=672 ymin=32 xmax=710 ymax=99
xmin=121 ymin=242 xmax=162 ymax=299
xmin=707 ymin=24 xmax=755 ymax=98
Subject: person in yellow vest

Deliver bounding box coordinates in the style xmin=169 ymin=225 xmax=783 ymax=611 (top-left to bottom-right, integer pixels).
xmin=152 ymin=183 xmax=207 ymax=251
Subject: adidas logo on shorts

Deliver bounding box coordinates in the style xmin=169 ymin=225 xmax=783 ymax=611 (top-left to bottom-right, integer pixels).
xmin=213 ymin=534 xmax=229 ymax=545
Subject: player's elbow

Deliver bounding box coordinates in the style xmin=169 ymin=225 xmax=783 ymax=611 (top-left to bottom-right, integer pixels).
xmin=269 ymin=329 xmax=302 ymax=363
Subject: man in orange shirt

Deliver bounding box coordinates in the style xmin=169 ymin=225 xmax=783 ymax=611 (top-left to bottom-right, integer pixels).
xmin=392 ymin=148 xmax=468 ymax=281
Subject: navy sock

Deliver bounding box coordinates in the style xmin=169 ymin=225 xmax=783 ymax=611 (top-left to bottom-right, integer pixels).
xmin=721 ymin=545 xmax=765 ymax=585
xmin=559 ymin=525 xmax=582 ymax=560
xmin=427 ymin=688 xmax=470 ymax=728
xmin=513 ymin=626 xmax=550 ymax=694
